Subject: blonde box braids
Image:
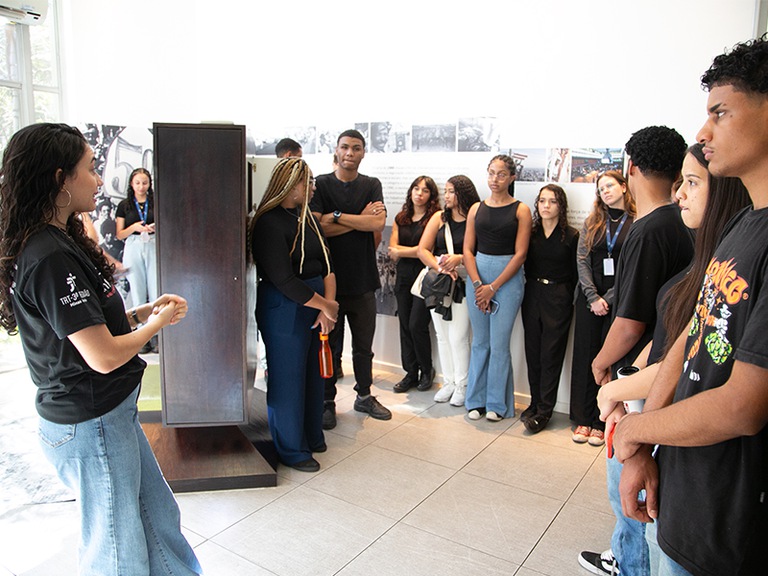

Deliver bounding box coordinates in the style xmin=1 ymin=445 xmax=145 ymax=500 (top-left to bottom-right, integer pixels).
xmin=250 ymin=158 xmax=331 ymax=274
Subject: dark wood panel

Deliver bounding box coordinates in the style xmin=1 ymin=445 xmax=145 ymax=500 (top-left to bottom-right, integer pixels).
xmin=143 ymin=423 xmax=276 ymax=492
xmin=154 ymin=124 xmax=247 ymax=426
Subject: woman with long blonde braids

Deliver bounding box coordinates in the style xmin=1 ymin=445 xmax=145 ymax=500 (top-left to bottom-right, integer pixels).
xmin=250 ymin=157 xmax=338 ymax=473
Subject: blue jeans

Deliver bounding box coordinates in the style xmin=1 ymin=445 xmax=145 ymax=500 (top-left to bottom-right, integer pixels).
xmin=124 ymin=234 xmax=158 ymax=307
xmin=38 ymin=386 xmax=201 ymax=576
xmin=257 ymin=277 xmax=326 ymax=465
xmin=646 ymin=519 xmax=692 ymax=576
xmin=607 ymin=454 xmax=649 ymax=576
xmin=465 ymin=253 xmax=523 ymax=418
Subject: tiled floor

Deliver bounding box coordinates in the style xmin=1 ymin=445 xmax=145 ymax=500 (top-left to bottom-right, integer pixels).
xmin=0 ymin=340 xmax=615 ymax=576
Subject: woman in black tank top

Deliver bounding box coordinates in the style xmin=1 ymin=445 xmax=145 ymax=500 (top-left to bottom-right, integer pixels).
xmin=463 ymin=155 xmax=532 ymax=422
xmin=417 ymin=175 xmax=480 ymax=407
xmin=389 ymin=176 xmax=440 ymax=393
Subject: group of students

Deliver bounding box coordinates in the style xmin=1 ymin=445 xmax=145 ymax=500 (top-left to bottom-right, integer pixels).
xmin=388 ymin=157 xmax=584 ymax=433
xmin=575 ymin=37 xmax=768 ymax=576
xmin=0 ymin=35 xmax=766 ymax=576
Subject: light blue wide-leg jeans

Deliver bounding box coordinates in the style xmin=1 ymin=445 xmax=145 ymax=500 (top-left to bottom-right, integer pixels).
xmin=38 ymin=386 xmax=201 ymax=576
xmin=465 ymin=252 xmax=523 ymax=418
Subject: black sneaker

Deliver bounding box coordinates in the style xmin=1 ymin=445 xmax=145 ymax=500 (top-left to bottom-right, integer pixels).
xmin=578 ymin=549 xmax=619 ymax=575
xmin=524 ymin=413 xmax=550 ymax=434
xmin=416 ymin=367 xmax=435 ymax=391
xmin=393 ymin=374 xmax=417 ymax=393
xmin=354 ymin=396 xmax=392 ymax=420
xmin=322 ymin=402 xmax=336 ymax=430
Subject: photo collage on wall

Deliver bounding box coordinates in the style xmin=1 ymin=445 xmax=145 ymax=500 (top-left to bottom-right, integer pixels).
xmin=246 ymin=119 xmax=625 ymax=316
xmin=79 ymin=120 xmax=625 ymax=317
xmin=80 ymin=123 xmax=154 ymax=310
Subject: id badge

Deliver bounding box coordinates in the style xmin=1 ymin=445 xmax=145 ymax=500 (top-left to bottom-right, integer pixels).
xmin=141 ymin=231 xmax=150 ymax=243
xmin=603 ymin=258 xmax=614 ymax=276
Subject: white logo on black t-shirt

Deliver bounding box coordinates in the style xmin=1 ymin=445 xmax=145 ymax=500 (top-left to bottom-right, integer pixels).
xmin=59 ymin=272 xmax=91 ymax=308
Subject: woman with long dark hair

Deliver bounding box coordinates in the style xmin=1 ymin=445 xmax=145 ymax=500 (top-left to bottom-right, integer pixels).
xmin=0 ymin=123 xmax=200 ymax=575
xmin=463 ymin=155 xmax=532 ymax=422
xmin=250 ymin=157 xmax=338 ymax=473
xmin=417 ymin=175 xmax=481 ymax=406
xmin=389 ymin=175 xmax=440 ymax=393
xmin=520 ymin=184 xmax=579 ymax=433
xmin=116 ymin=167 xmax=157 ymax=352
xmin=570 ymin=170 xmax=636 ymax=445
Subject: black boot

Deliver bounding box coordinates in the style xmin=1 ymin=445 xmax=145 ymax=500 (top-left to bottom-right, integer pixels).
xmin=393 ymin=373 xmax=418 ymax=393
xmin=417 ymin=367 xmax=435 ymax=391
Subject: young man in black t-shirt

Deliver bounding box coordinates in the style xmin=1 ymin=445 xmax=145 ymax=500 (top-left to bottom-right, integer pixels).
xmin=613 ymin=37 xmax=768 ymax=576
xmin=310 ymin=129 xmax=391 ymax=429
xmin=581 ymin=125 xmax=691 ymax=576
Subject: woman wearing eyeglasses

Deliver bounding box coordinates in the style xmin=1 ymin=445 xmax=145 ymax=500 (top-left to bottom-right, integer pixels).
xmin=520 ymin=184 xmax=579 ymax=434
xmin=568 ymin=170 xmax=635 ymax=445
xmin=463 ymin=155 xmax=531 ymax=422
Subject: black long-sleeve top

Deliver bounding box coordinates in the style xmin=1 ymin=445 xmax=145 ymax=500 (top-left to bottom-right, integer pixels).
xmin=252 ymin=207 xmax=332 ymax=304
xmin=524 ymin=224 xmax=579 ymax=286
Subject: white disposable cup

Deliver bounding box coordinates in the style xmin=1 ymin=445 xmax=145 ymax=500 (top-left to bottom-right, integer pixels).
xmin=616 ymin=366 xmax=644 ymax=413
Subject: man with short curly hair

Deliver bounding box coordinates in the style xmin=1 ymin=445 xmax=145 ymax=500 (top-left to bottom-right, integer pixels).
xmin=612 ymin=35 xmax=768 ymax=576
xmin=583 ymin=125 xmax=693 ymax=576
xmin=593 ymin=126 xmax=692 ymax=386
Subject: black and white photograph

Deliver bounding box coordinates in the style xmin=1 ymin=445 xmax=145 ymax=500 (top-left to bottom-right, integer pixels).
xmin=375 ymin=226 xmax=397 ymax=316
xmin=316 ymin=125 xmax=349 ymax=155
xmin=354 ymin=122 xmax=370 ymax=146
xmin=458 ymin=117 xmax=499 ymax=152
xmin=412 ymin=123 xmax=456 ymax=153
xmin=248 ymin=126 xmax=317 ymax=156
xmin=369 ymin=121 xmax=410 ymax=153
xmin=570 ymin=147 xmax=625 ymax=182
xmin=546 ymin=147 xmax=572 ymax=183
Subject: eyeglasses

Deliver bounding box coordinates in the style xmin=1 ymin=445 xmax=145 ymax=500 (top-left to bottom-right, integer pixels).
xmin=488 ymin=171 xmax=510 ymax=181
xmin=597 ymin=181 xmax=616 ymax=194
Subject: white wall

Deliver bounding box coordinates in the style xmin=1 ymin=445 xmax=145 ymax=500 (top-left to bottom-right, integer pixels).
xmin=61 ymin=0 xmax=757 ymax=143
xmin=59 ymin=0 xmax=759 ymax=413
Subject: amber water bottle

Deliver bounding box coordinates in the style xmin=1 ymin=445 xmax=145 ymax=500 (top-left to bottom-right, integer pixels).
xmin=319 ymin=332 xmax=334 ymax=378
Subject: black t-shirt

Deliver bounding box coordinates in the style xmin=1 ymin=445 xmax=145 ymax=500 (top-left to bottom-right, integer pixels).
xmin=656 ymin=207 xmax=768 ymax=576
xmin=310 ymin=172 xmax=382 ymax=296
xmin=613 ymin=204 xmax=694 ymax=370
xmin=252 ymin=207 xmax=331 ymax=304
xmin=12 ymin=227 xmax=145 ymax=424
xmin=474 ymin=201 xmax=519 ymax=255
xmin=394 ymin=219 xmax=428 ymax=291
xmin=647 ymin=265 xmax=690 ymax=365
xmin=525 ymin=225 xmax=579 ymax=286
xmin=116 ymin=196 xmax=155 ymax=233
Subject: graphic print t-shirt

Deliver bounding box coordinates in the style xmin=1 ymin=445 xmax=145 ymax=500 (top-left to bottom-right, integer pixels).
xmin=656 ymin=207 xmax=768 ymax=576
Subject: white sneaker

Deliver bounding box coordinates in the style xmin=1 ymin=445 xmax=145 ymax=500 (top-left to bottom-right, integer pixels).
xmin=434 ymin=383 xmax=455 ymax=403
xmin=467 ymin=409 xmax=483 ymax=420
xmin=486 ymin=411 xmax=503 ymax=422
xmin=449 ymin=384 xmax=466 ymax=406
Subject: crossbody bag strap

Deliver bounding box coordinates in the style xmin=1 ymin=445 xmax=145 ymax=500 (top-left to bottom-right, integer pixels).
xmin=444 ymin=218 xmax=454 ymax=255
